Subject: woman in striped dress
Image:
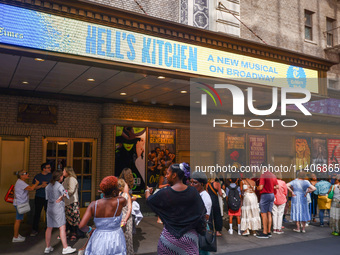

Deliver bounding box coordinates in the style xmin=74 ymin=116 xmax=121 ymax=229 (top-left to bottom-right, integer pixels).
xmin=146 ymin=163 xmax=206 ymax=255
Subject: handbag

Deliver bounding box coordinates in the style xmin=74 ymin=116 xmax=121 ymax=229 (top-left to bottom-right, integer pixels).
xmin=4 ymin=185 xmax=14 ymax=203
xmin=328 ymin=185 xmax=335 ymax=200
xmin=199 ymin=221 xmax=217 ymax=252
xmin=17 ymin=202 xmax=30 ymax=214
xmin=78 ymin=228 xmax=94 ymax=255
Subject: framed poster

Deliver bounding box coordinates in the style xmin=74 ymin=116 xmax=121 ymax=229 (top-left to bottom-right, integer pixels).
xmin=311 ymin=138 xmax=327 ymax=172
xmin=226 ymin=134 xmax=246 ymax=170
xmin=249 ymin=135 xmax=266 ymax=167
xmin=115 ymin=127 xmax=146 ymax=193
xmin=328 ymin=139 xmax=340 ymax=171
xmin=147 ymin=129 xmax=176 ymax=188
xmin=295 ymin=137 xmax=311 ymax=171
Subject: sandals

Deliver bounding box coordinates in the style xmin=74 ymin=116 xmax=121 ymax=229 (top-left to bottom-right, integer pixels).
xmin=216 ymin=232 xmax=223 ymax=237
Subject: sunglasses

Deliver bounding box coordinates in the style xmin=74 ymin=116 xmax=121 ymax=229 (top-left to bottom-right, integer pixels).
xmin=20 ymin=172 xmax=28 ymax=175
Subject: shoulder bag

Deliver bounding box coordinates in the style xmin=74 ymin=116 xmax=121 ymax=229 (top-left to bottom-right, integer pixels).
xmin=328 ymin=185 xmax=335 ymax=200
xmin=199 ymin=209 xmax=217 ymax=252
xmin=15 ymin=186 xmax=31 ymax=214
xmin=17 ymin=202 xmax=30 ymax=214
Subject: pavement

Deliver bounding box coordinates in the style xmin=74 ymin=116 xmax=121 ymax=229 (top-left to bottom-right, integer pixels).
xmin=0 ymin=215 xmax=338 ymax=255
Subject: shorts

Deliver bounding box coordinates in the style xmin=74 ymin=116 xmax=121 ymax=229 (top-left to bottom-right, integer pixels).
xmin=228 ymin=208 xmax=241 ymax=216
xmin=14 ymin=206 xmax=24 ymax=220
xmin=259 ymin=193 xmax=275 ymax=213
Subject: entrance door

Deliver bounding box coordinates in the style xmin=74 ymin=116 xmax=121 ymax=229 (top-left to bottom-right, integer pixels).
xmin=43 ymin=138 xmax=97 ymax=208
xmin=0 ymin=137 xmax=29 ymax=224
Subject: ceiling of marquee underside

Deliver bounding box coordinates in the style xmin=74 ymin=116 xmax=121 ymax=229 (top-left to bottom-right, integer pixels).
xmin=0 ymin=52 xmax=303 ymax=111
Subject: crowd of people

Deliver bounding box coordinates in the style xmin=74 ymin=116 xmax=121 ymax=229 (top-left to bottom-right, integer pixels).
xmin=11 ymin=160 xmax=340 ymax=254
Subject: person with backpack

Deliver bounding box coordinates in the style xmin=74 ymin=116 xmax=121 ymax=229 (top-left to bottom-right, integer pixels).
xmin=226 ymin=178 xmax=242 ymax=235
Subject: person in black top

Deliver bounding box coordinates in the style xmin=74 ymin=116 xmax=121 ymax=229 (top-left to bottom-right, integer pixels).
xmin=207 ymin=178 xmax=223 ymax=236
xmin=146 ymin=163 xmax=206 ymax=254
xmin=31 ymin=162 xmax=52 ymax=236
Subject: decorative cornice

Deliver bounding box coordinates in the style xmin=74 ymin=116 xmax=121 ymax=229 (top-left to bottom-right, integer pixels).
xmin=0 ymin=0 xmax=337 ymax=71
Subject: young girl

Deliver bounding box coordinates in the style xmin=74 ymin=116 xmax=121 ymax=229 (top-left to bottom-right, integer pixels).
xmin=226 ymin=178 xmax=242 ymax=235
xmin=45 ymin=170 xmax=76 ymax=254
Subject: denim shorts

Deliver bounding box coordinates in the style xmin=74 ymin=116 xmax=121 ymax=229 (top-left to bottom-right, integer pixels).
xmin=14 ymin=206 xmax=24 ymax=220
xmin=259 ymin=193 xmax=275 ymax=213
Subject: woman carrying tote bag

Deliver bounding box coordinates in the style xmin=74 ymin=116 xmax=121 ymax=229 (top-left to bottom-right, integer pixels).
xmin=13 ymin=170 xmax=40 ymax=243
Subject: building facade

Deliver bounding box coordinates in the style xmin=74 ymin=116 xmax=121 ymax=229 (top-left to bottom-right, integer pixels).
xmin=0 ymin=0 xmax=339 ymax=222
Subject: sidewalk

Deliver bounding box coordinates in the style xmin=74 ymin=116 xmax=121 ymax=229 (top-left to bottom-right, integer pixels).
xmin=0 ymin=216 xmax=334 ymax=255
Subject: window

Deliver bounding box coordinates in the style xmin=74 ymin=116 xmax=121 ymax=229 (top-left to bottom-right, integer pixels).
xmin=326 ymin=18 xmax=335 ymax=47
xmin=305 ymin=10 xmax=313 ymax=40
xmin=328 ymin=79 xmax=339 ymax=90
xmin=43 ymin=138 xmax=96 ymax=207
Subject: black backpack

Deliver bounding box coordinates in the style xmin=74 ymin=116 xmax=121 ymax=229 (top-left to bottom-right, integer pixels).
xmin=227 ymin=185 xmax=241 ymax=211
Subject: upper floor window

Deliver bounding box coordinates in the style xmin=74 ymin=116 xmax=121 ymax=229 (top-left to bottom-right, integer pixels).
xmin=326 ymin=18 xmax=335 ymax=47
xmin=304 ymin=10 xmax=313 ymax=41
xmin=328 ymin=79 xmax=339 ymax=90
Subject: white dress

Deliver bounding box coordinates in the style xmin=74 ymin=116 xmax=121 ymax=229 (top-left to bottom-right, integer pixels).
xmin=240 ymin=183 xmax=261 ymax=231
xmin=45 ymin=182 xmax=68 ymax=228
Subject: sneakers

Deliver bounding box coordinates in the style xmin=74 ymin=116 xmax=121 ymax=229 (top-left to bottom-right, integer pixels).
xmin=293 ymin=229 xmax=301 ymax=232
xmin=44 ymin=246 xmax=54 ymax=254
xmin=276 ymin=230 xmax=284 ymax=234
xmin=30 ymin=230 xmax=38 ymax=237
xmin=228 ymin=229 xmax=233 ymax=235
xmin=320 ymin=223 xmax=324 ymax=227
xmin=267 ymin=232 xmax=272 ymax=237
xmin=242 ymin=229 xmax=250 ymax=236
xmin=237 ymin=230 xmax=241 ymax=235
xmin=12 ymin=234 xmax=25 ymax=243
xmin=273 ymin=229 xmax=278 ymax=234
xmin=332 ymin=231 xmax=339 ymax=236
xmin=255 ymin=232 xmax=269 ymax=239
xmin=62 ymin=246 xmax=76 ymax=254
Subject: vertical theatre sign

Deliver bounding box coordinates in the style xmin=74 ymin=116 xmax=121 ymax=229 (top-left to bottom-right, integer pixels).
xmin=249 ymin=135 xmax=266 ymax=167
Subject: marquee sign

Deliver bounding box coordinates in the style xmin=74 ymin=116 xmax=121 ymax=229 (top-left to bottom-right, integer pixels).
xmin=0 ymin=3 xmax=319 ymax=92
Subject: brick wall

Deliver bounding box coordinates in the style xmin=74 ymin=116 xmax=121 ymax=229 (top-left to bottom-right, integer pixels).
xmin=0 ymin=95 xmax=102 ymax=193
xmin=240 ymin=0 xmax=339 ymax=58
xmin=240 ymin=0 xmax=340 ymax=80
xmin=88 ymin=0 xmax=180 ymax=23
xmin=0 ymin=95 xmax=191 ymax=195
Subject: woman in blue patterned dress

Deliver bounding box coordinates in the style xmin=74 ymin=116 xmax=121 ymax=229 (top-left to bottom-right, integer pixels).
xmin=45 ymin=170 xmax=76 ymax=254
xmin=146 ymin=163 xmax=206 ymax=255
xmin=79 ymin=176 xmax=127 ymax=255
xmin=287 ymin=171 xmax=316 ymax=233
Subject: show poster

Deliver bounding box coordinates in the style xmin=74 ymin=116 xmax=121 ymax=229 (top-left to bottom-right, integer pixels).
xmin=115 ymin=126 xmax=146 ymax=193
xmin=328 ymin=139 xmax=340 ymax=170
xmin=249 ymin=135 xmax=266 ymax=167
xmin=311 ymin=138 xmax=327 ymax=172
xmin=295 ymin=137 xmax=311 ymax=170
xmin=147 ymin=129 xmax=176 ymax=188
xmin=226 ymin=134 xmax=246 ymax=169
